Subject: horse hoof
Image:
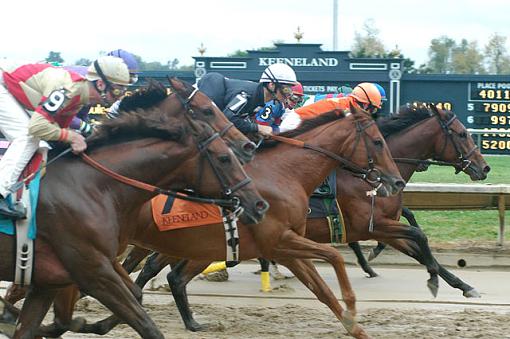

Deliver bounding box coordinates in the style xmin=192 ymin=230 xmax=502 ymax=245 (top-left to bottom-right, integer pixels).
xmin=365 ymin=270 xmax=378 ymax=278
xmin=367 ymin=249 xmax=377 ymax=262
xmin=187 ymin=321 xmax=208 ymax=332
xmin=203 ymin=269 xmax=229 ymax=282
xmin=69 ymin=317 xmax=87 ymax=332
xmin=427 ymin=279 xmax=439 ymax=298
xmin=463 ymin=288 xmax=481 ymax=298
xmin=0 ymin=322 xmax=16 ymax=338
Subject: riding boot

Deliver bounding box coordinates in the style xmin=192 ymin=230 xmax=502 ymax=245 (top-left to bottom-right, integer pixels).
xmin=0 ymin=197 xmax=26 ymax=220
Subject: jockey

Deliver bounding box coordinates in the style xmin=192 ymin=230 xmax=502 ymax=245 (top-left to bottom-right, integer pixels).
xmin=197 ymin=63 xmax=297 ymax=136
xmin=279 ymin=82 xmax=382 ymax=132
xmin=0 ymin=56 xmax=130 ymax=219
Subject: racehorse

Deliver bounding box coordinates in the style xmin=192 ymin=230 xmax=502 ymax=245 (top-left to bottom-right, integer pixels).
xmin=28 ymin=104 xmax=406 ymax=339
xmin=1 ymin=78 xmax=268 ymax=339
xmin=49 ymin=102 xmax=491 ymax=336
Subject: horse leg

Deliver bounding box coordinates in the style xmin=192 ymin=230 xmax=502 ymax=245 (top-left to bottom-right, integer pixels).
xmin=368 ymin=207 xmax=419 ymax=262
xmin=375 ymin=224 xmax=440 ymax=297
xmin=13 ymin=286 xmax=56 ymax=339
xmin=277 ymin=257 xmax=368 ymax=339
xmin=122 ymin=246 xmax=153 ymax=273
xmin=258 ymin=258 xmax=272 ymax=292
xmin=166 ymin=259 xmax=211 ymax=332
xmin=347 ymin=242 xmax=378 ymax=277
xmin=35 ymin=286 xmax=81 ymax=338
xmin=267 ymin=230 xmax=370 ymax=338
xmin=72 ymin=252 xmax=173 ymax=335
xmin=434 ymin=258 xmax=480 ymax=297
xmin=64 ymin=255 xmax=163 ymax=339
xmin=4 ymin=284 xmax=28 ymax=305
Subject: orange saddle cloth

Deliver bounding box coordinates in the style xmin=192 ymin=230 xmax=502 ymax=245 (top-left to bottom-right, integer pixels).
xmin=151 ymin=194 xmax=223 ymax=231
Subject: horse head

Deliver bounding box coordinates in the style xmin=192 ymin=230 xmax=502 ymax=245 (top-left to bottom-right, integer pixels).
xmin=164 ymin=78 xmax=269 ymax=224
xmin=168 ymin=77 xmax=257 ymax=163
xmin=347 ymin=103 xmax=406 ymax=197
xmin=428 ymin=103 xmax=490 ymax=180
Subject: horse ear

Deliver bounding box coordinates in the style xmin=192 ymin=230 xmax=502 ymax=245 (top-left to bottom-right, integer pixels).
xmin=429 ymin=102 xmax=440 ymax=116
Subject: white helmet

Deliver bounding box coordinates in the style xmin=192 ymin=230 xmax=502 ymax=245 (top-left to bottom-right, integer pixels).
xmin=86 ymin=56 xmax=130 ymax=86
xmin=259 ymin=63 xmax=297 ymax=85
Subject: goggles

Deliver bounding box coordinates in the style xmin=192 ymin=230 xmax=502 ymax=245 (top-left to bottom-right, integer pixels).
xmin=278 ymin=85 xmax=293 ymax=98
xmin=109 ymin=84 xmax=127 ymax=98
xmin=289 ymin=94 xmax=304 ymax=104
xmin=129 ymin=73 xmax=139 ymax=85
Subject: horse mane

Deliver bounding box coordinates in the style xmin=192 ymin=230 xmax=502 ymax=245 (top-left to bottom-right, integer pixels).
xmin=377 ymin=102 xmax=434 ymax=137
xmin=118 ymin=80 xmax=168 ymax=112
xmin=278 ymin=110 xmax=345 ymax=138
xmin=87 ymin=109 xmax=186 ymax=150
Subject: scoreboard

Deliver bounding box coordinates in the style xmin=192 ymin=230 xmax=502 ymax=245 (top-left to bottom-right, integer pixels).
xmin=401 ymin=77 xmax=510 ymax=155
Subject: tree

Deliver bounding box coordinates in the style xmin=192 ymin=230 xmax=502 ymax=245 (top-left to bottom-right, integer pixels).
xmin=45 ymin=51 xmax=64 ymax=64
xmin=485 ymin=33 xmax=510 ymax=74
xmin=451 ymin=39 xmax=485 ymax=74
xmin=74 ymin=58 xmax=91 ymax=66
xmin=167 ymin=58 xmax=180 ymax=70
xmin=350 ymin=19 xmax=386 ymax=58
xmin=426 ymin=36 xmax=456 ymax=73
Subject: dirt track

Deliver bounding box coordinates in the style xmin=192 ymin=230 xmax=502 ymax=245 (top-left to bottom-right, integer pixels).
xmin=68 ymin=298 xmax=510 ymax=338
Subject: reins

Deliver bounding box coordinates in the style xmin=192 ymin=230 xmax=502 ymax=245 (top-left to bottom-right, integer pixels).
xmin=79 ymin=153 xmax=239 ymax=208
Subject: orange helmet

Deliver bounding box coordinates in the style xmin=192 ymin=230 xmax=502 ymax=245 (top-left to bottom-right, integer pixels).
xmin=350 ymin=82 xmax=382 ymax=108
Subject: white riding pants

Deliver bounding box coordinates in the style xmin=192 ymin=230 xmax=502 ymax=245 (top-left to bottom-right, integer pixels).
xmin=0 ymin=73 xmax=44 ymax=197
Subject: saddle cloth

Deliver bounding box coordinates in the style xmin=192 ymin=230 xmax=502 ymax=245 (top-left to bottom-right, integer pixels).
xmin=151 ymin=194 xmax=223 ymax=231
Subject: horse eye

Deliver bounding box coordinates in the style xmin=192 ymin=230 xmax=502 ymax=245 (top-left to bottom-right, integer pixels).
xmin=373 ymin=139 xmax=384 ymax=147
xmin=458 ymin=131 xmax=467 ymax=138
xmin=218 ymin=154 xmax=231 ymax=164
xmin=203 ymin=108 xmax=214 ymax=116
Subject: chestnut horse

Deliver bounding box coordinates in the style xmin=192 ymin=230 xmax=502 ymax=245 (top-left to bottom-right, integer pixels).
xmin=35 ymin=104 xmax=406 ymax=339
xmin=56 ymin=102 xmax=490 ymax=336
xmin=1 ymin=78 xmax=268 ymax=339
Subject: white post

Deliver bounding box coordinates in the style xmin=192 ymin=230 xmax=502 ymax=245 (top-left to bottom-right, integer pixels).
xmin=333 ymin=0 xmax=338 ymax=50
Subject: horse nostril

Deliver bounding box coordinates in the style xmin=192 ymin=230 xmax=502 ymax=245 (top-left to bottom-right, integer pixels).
xmin=243 ymin=141 xmax=256 ymax=154
xmin=255 ymin=200 xmax=269 ymax=214
xmin=484 ymin=166 xmax=491 ymax=173
xmin=395 ymin=180 xmax=406 ymax=190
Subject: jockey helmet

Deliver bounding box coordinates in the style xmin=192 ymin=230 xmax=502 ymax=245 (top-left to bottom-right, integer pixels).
xmin=107 ymin=49 xmax=140 ymax=84
xmin=86 ymin=56 xmax=131 ymax=86
xmin=259 ymin=63 xmax=297 ymax=85
xmin=351 ymin=82 xmax=382 ymax=109
xmin=291 ymin=82 xmax=304 ymax=96
xmin=374 ymin=83 xmax=387 ymax=101
xmin=107 ymin=49 xmax=140 ymax=73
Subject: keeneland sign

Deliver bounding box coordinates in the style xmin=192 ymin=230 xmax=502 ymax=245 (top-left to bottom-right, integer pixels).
xmin=258 ymin=57 xmax=339 ymax=67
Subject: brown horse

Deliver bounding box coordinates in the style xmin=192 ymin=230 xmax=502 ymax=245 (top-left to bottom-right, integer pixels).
xmin=1 ymin=78 xmax=268 ymax=339
xmin=56 ymin=102 xmax=490 ymax=336
xmin=35 ymin=104 xmax=406 ymax=338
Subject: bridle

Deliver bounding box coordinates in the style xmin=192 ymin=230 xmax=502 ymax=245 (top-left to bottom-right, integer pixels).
xmin=270 ymin=115 xmax=386 ymax=191
xmin=170 ymin=86 xmax=252 ymax=199
xmin=392 ymin=105 xmax=478 ymax=174
xmin=79 ymin=85 xmax=251 ymax=209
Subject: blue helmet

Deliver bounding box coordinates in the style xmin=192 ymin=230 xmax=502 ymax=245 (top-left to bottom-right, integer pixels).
xmin=107 ymin=49 xmax=139 ymax=73
xmin=374 ymin=83 xmax=387 ymax=101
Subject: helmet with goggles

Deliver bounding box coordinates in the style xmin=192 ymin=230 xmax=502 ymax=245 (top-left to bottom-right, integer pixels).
xmin=86 ymin=56 xmax=130 ymax=86
xmin=350 ymin=82 xmax=382 ymax=109
xmin=259 ymin=63 xmax=297 ymax=85
xmin=107 ymin=49 xmax=140 ymax=84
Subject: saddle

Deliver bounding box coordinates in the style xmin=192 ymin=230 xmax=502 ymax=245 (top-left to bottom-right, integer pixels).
xmin=308 ymin=171 xmax=345 ymax=244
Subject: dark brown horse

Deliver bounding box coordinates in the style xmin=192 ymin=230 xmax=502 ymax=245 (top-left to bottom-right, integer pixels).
xmin=0 ymin=78 xmax=268 ymax=339
xmin=55 ymin=102 xmax=491 ymax=336
xmin=34 ymin=104 xmax=406 ymax=338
